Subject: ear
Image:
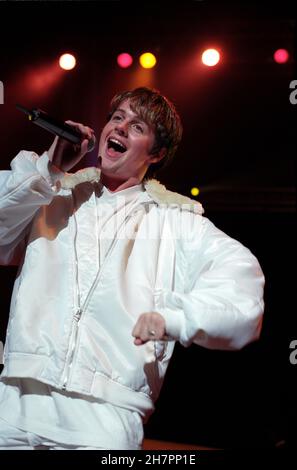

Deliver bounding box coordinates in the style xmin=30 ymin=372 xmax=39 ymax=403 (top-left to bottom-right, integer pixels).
xmin=149 ymin=147 xmax=166 ymax=164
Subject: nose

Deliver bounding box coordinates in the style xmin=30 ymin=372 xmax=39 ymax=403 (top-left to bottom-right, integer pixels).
xmin=115 ymin=119 xmax=128 ymax=137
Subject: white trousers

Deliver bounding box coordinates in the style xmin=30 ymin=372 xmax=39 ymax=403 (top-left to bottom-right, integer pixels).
xmin=0 ymin=418 xmax=104 ymax=450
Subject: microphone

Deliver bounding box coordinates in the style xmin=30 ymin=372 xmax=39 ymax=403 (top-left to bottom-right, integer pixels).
xmin=16 ymin=104 xmax=96 ymax=152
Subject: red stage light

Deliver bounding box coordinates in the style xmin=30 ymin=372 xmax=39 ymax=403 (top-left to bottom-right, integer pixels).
xmin=117 ymin=53 xmax=133 ymax=68
xmin=273 ymin=49 xmax=289 ymax=64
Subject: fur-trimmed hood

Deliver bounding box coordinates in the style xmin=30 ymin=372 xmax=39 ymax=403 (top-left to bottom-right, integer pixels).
xmin=59 ymin=167 xmax=204 ymax=215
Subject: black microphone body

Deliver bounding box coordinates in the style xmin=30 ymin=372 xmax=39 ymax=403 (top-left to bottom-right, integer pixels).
xmin=16 ymin=104 xmax=96 ymax=151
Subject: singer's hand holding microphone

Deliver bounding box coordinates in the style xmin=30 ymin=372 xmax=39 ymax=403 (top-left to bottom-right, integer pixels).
xmin=16 ymin=105 xmax=96 ymax=173
xmin=48 ymin=120 xmax=96 ymax=172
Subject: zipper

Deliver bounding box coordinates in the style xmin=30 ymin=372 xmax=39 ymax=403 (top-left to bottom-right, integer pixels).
xmin=61 ymin=191 xmax=145 ymax=390
xmin=61 ymin=191 xmax=82 ymax=390
xmin=61 ymin=308 xmax=82 ymax=389
xmin=81 ymin=201 xmax=147 ymax=313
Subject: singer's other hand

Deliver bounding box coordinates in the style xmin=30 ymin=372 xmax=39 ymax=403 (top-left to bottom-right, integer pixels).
xmin=48 ymin=120 xmax=96 ymax=172
xmin=132 ymin=312 xmax=168 ymax=345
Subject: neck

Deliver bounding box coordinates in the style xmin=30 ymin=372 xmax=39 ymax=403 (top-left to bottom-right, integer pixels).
xmin=101 ymin=174 xmax=143 ymax=193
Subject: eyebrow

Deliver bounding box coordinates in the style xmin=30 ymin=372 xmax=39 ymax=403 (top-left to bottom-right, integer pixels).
xmin=114 ymin=108 xmax=146 ymax=125
xmin=115 ymin=108 xmax=126 ymax=115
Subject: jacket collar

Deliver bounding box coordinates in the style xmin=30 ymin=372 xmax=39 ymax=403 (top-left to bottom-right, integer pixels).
xmin=59 ymin=168 xmax=204 ymax=215
xmin=143 ymin=179 xmax=204 ymax=215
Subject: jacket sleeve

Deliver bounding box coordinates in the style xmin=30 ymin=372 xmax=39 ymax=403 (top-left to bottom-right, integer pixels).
xmin=0 ymin=150 xmax=64 ymax=265
xmin=159 ymin=214 xmax=265 ymax=350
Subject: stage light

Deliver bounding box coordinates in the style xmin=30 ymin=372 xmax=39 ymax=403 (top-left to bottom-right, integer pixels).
xmin=59 ymin=53 xmax=76 ymax=71
xmin=273 ymin=49 xmax=289 ymax=64
xmin=139 ymin=52 xmax=157 ymax=69
xmin=201 ymin=49 xmax=220 ymax=67
xmin=117 ymin=53 xmax=133 ymax=68
xmin=191 ymin=187 xmax=200 ymax=196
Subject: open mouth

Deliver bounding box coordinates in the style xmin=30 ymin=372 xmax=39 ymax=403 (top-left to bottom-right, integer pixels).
xmin=107 ymin=137 xmax=127 ymax=157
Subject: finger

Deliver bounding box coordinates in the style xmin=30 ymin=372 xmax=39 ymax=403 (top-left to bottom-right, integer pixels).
xmin=80 ymin=138 xmax=91 ymax=155
xmin=65 ymin=120 xmax=95 ymax=133
xmin=134 ymin=337 xmax=145 ymax=346
xmin=65 ymin=120 xmax=94 ymax=140
xmin=131 ymin=320 xmax=142 ymax=338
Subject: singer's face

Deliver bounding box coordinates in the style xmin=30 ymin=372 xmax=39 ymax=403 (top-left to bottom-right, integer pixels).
xmin=98 ymin=100 xmax=163 ymax=184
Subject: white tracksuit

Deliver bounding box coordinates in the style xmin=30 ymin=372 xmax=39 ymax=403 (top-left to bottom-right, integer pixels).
xmin=0 ymin=150 xmax=265 ymax=447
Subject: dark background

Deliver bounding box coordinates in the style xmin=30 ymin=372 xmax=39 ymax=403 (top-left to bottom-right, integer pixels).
xmin=0 ymin=0 xmax=296 ymax=449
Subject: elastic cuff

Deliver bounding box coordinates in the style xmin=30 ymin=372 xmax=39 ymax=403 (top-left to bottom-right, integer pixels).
xmin=157 ymin=306 xmax=185 ymax=341
xmin=36 ymin=152 xmax=65 ymax=192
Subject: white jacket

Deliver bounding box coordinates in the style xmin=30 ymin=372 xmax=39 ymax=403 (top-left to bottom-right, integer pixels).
xmin=0 ymin=151 xmax=265 ymax=420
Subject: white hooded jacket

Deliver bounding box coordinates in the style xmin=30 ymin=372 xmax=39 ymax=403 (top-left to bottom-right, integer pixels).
xmin=0 ymin=150 xmax=265 ymax=420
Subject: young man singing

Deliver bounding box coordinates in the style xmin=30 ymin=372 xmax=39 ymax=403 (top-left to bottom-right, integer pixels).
xmin=0 ymin=87 xmax=264 ymax=449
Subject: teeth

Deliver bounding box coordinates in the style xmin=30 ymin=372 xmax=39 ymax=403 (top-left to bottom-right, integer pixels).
xmin=108 ymin=138 xmax=126 ymax=150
